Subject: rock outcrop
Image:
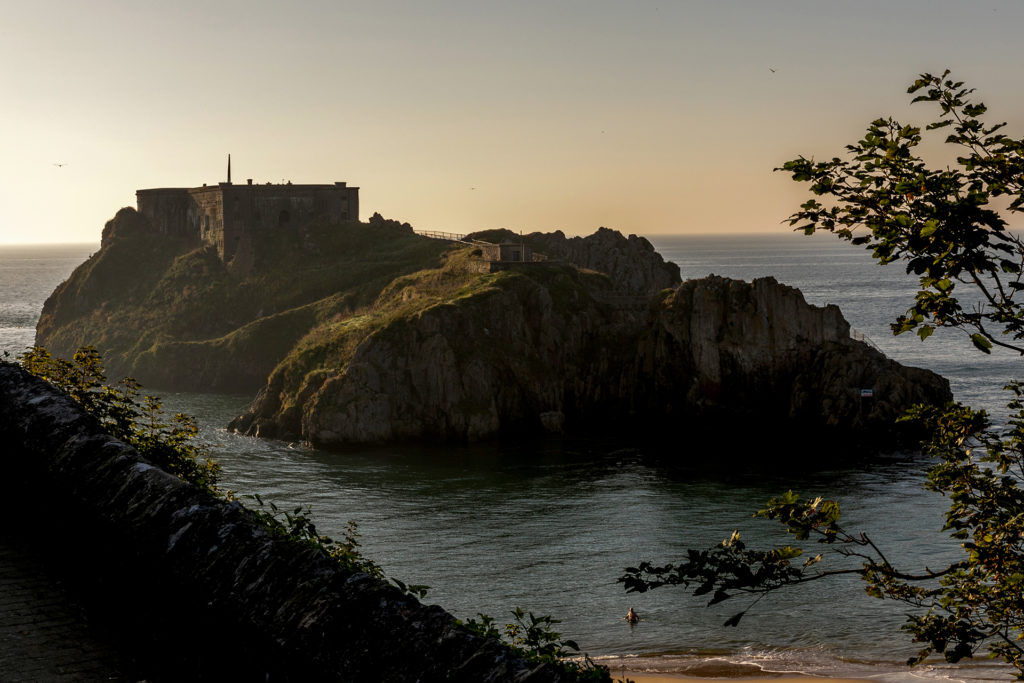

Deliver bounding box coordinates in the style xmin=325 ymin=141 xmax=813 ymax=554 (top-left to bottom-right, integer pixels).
xmin=231 ymin=271 xmax=951 ymax=449
xmin=230 ymin=263 xmax=630 ymax=444
xmin=630 ymin=276 xmax=951 ymax=441
xmin=466 ymin=226 xmax=680 ymax=295
xmin=0 ymin=364 xmax=593 ymax=682
xmin=36 ymin=207 xmax=950 ymax=451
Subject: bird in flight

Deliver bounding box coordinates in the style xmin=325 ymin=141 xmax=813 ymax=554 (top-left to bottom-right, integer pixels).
xmin=769 ymin=68 xmax=776 ymax=73
xmin=53 ymin=162 xmax=68 ymax=167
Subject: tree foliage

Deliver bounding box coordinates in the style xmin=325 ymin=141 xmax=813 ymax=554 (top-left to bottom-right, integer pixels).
xmin=621 ymin=72 xmax=1024 ymax=676
xmin=780 ymin=69 xmax=1024 ymax=354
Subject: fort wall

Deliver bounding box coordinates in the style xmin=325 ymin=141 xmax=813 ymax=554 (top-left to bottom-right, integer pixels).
xmin=0 ymin=364 xmax=586 ymax=681
xmin=136 ymin=180 xmax=359 ymax=261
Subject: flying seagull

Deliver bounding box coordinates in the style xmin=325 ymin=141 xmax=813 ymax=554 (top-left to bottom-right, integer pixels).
xmin=53 ymin=162 xmax=67 ymax=167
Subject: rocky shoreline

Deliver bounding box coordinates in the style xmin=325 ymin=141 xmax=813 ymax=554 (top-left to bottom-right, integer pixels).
xmin=230 ymin=272 xmax=949 ymax=448
xmin=37 ymin=209 xmax=950 ymax=450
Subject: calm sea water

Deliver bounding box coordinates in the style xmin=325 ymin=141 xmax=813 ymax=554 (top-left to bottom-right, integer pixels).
xmin=1 ymin=235 xmax=1018 ymax=681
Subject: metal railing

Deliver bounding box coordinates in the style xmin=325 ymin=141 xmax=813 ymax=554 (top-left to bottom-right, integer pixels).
xmin=850 ymin=328 xmax=881 ymax=351
xmin=414 ymin=230 xmax=467 ymax=242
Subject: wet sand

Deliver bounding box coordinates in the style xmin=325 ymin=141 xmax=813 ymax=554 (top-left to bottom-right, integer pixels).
xmin=623 ymin=676 xmax=868 ymax=683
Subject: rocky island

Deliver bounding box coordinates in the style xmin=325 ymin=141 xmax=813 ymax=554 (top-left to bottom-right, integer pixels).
xmin=36 ymin=180 xmax=951 ymax=450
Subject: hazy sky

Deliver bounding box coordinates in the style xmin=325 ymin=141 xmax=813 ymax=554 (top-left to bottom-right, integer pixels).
xmin=3 ymin=0 xmax=1023 ymax=244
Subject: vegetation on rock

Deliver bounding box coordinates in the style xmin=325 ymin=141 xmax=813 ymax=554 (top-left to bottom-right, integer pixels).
xmin=40 ymin=187 xmax=947 ymax=449
xmin=37 ymin=212 xmax=453 ymax=391
xmin=9 ymin=344 xmax=617 ymax=680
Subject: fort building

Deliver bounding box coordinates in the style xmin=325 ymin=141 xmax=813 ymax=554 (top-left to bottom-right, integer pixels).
xmin=136 ymin=159 xmax=359 ymax=261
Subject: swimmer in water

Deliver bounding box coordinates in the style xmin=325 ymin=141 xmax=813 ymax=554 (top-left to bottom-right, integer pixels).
xmin=625 ymin=607 xmax=639 ymax=624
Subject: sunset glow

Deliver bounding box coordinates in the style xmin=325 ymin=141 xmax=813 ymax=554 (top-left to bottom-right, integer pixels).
xmin=3 ymin=0 xmax=1023 ymax=243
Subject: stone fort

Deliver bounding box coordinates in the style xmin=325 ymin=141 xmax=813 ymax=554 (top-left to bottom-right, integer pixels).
xmin=136 ymin=159 xmax=359 ymax=261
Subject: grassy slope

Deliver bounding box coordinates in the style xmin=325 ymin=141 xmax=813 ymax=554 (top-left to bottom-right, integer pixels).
xmin=252 ymin=250 xmax=615 ymax=431
xmin=37 ymin=209 xmax=456 ymax=390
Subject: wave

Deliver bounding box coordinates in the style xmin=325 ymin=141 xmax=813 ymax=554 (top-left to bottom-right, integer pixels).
xmin=592 ymin=646 xmax=1013 ymax=681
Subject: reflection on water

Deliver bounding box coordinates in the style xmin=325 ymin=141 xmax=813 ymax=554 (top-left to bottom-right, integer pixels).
xmin=152 ymin=234 xmax=1019 ymax=680
xmin=3 ymin=238 xmax=1017 ymax=679
xmin=162 ymin=391 xmax=1003 ymax=680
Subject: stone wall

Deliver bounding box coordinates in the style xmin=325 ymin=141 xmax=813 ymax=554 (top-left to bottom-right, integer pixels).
xmin=136 ymin=182 xmax=360 ymax=261
xmin=0 ymin=365 xmax=589 ymax=682
xmin=135 ymin=188 xmax=196 ymax=238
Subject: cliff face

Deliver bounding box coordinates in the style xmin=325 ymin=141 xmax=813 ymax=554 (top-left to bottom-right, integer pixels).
xmin=37 ymin=211 xmax=679 ymax=394
xmin=36 ymin=209 xmax=453 ymax=391
xmin=230 ymin=263 xmax=634 ymax=444
xmin=631 ymin=276 xmax=950 ymax=439
xmin=37 ymin=208 xmax=950 ymax=450
xmin=231 ymin=270 xmax=950 ymax=448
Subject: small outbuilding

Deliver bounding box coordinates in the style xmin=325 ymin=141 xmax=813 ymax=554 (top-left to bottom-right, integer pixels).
xmin=480 ymin=242 xmax=533 ymax=263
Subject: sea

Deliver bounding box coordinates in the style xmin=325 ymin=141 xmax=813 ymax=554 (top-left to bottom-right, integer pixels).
xmin=1 ymin=233 xmax=1019 ymax=682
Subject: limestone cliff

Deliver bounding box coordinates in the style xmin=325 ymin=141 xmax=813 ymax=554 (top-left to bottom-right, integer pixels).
xmin=631 ymin=276 xmax=950 ymax=440
xmin=231 ymin=268 xmax=950 ymax=448
xmin=230 ymin=262 xmax=633 ymax=444
xmin=36 ymin=210 xmax=679 ymax=395
xmin=37 ymin=207 xmax=949 ymax=449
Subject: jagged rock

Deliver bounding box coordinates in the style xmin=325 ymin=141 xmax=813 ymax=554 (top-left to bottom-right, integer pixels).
xmin=231 ymin=273 xmax=950 ymax=450
xmin=37 ymin=207 xmax=950 ymax=451
xmin=466 ymin=226 xmax=680 ymax=295
xmin=232 ymin=264 xmax=625 ymax=445
xmin=631 ymin=276 xmax=951 ymax=441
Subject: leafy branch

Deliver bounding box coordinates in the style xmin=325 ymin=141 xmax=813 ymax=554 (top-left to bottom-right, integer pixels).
xmin=626 ymin=70 xmax=1024 ymax=677
xmin=778 ymin=70 xmax=1024 ymax=355
xmin=460 ymin=608 xmax=620 ymax=681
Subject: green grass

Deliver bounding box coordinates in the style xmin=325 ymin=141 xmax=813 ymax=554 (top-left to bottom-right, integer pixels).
xmin=37 ymin=210 xmax=458 ymax=388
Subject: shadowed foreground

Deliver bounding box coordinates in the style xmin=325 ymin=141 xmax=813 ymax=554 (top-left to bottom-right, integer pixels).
xmin=0 ymin=364 xmax=591 ymax=682
xmin=0 ymin=528 xmax=127 ymax=681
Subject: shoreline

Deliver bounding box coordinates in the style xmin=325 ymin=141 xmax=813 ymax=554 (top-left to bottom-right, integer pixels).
xmin=621 ymin=677 xmax=868 ymax=683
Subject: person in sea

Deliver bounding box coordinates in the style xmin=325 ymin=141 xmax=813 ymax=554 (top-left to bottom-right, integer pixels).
xmin=625 ymin=607 xmax=639 ymax=624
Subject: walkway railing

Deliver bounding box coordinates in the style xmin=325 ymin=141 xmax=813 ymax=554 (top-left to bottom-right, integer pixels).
xmin=414 ymin=230 xmax=467 ymax=242
xmin=850 ymin=328 xmax=881 ymax=351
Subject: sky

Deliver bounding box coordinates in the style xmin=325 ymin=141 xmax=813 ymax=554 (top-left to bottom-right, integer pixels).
xmin=2 ymin=0 xmax=1023 ymax=244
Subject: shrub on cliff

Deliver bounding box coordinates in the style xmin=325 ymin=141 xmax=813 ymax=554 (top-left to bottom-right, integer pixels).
xmin=11 ymin=345 xmax=389 ymax=577
xmin=17 ymin=345 xmax=221 ymax=491
xmin=621 ymin=71 xmax=1024 ymax=675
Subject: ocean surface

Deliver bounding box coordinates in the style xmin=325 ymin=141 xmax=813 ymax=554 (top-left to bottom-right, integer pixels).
xmin=1 ymin=234 xmax=1019 ymax=682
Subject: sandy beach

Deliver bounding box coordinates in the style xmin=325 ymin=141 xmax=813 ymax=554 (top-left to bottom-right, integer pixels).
xmin=622 ymin=676 xmax=867 ymax=683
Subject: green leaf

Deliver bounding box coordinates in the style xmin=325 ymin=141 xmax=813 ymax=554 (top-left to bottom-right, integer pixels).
xmin=970 ymin=333 xmax=993 ymax=353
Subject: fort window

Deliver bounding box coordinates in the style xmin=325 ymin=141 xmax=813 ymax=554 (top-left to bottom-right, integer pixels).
xmin=278 ymin=209 xmax=290 ymax=226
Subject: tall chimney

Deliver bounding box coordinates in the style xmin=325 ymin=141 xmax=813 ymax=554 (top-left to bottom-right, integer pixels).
xmin=227 ymin=153 xmax=232 ymax=184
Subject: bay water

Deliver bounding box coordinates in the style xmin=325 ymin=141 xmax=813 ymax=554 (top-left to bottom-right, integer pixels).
xmin=1 ymin=234 xmax=1017 ymax=681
